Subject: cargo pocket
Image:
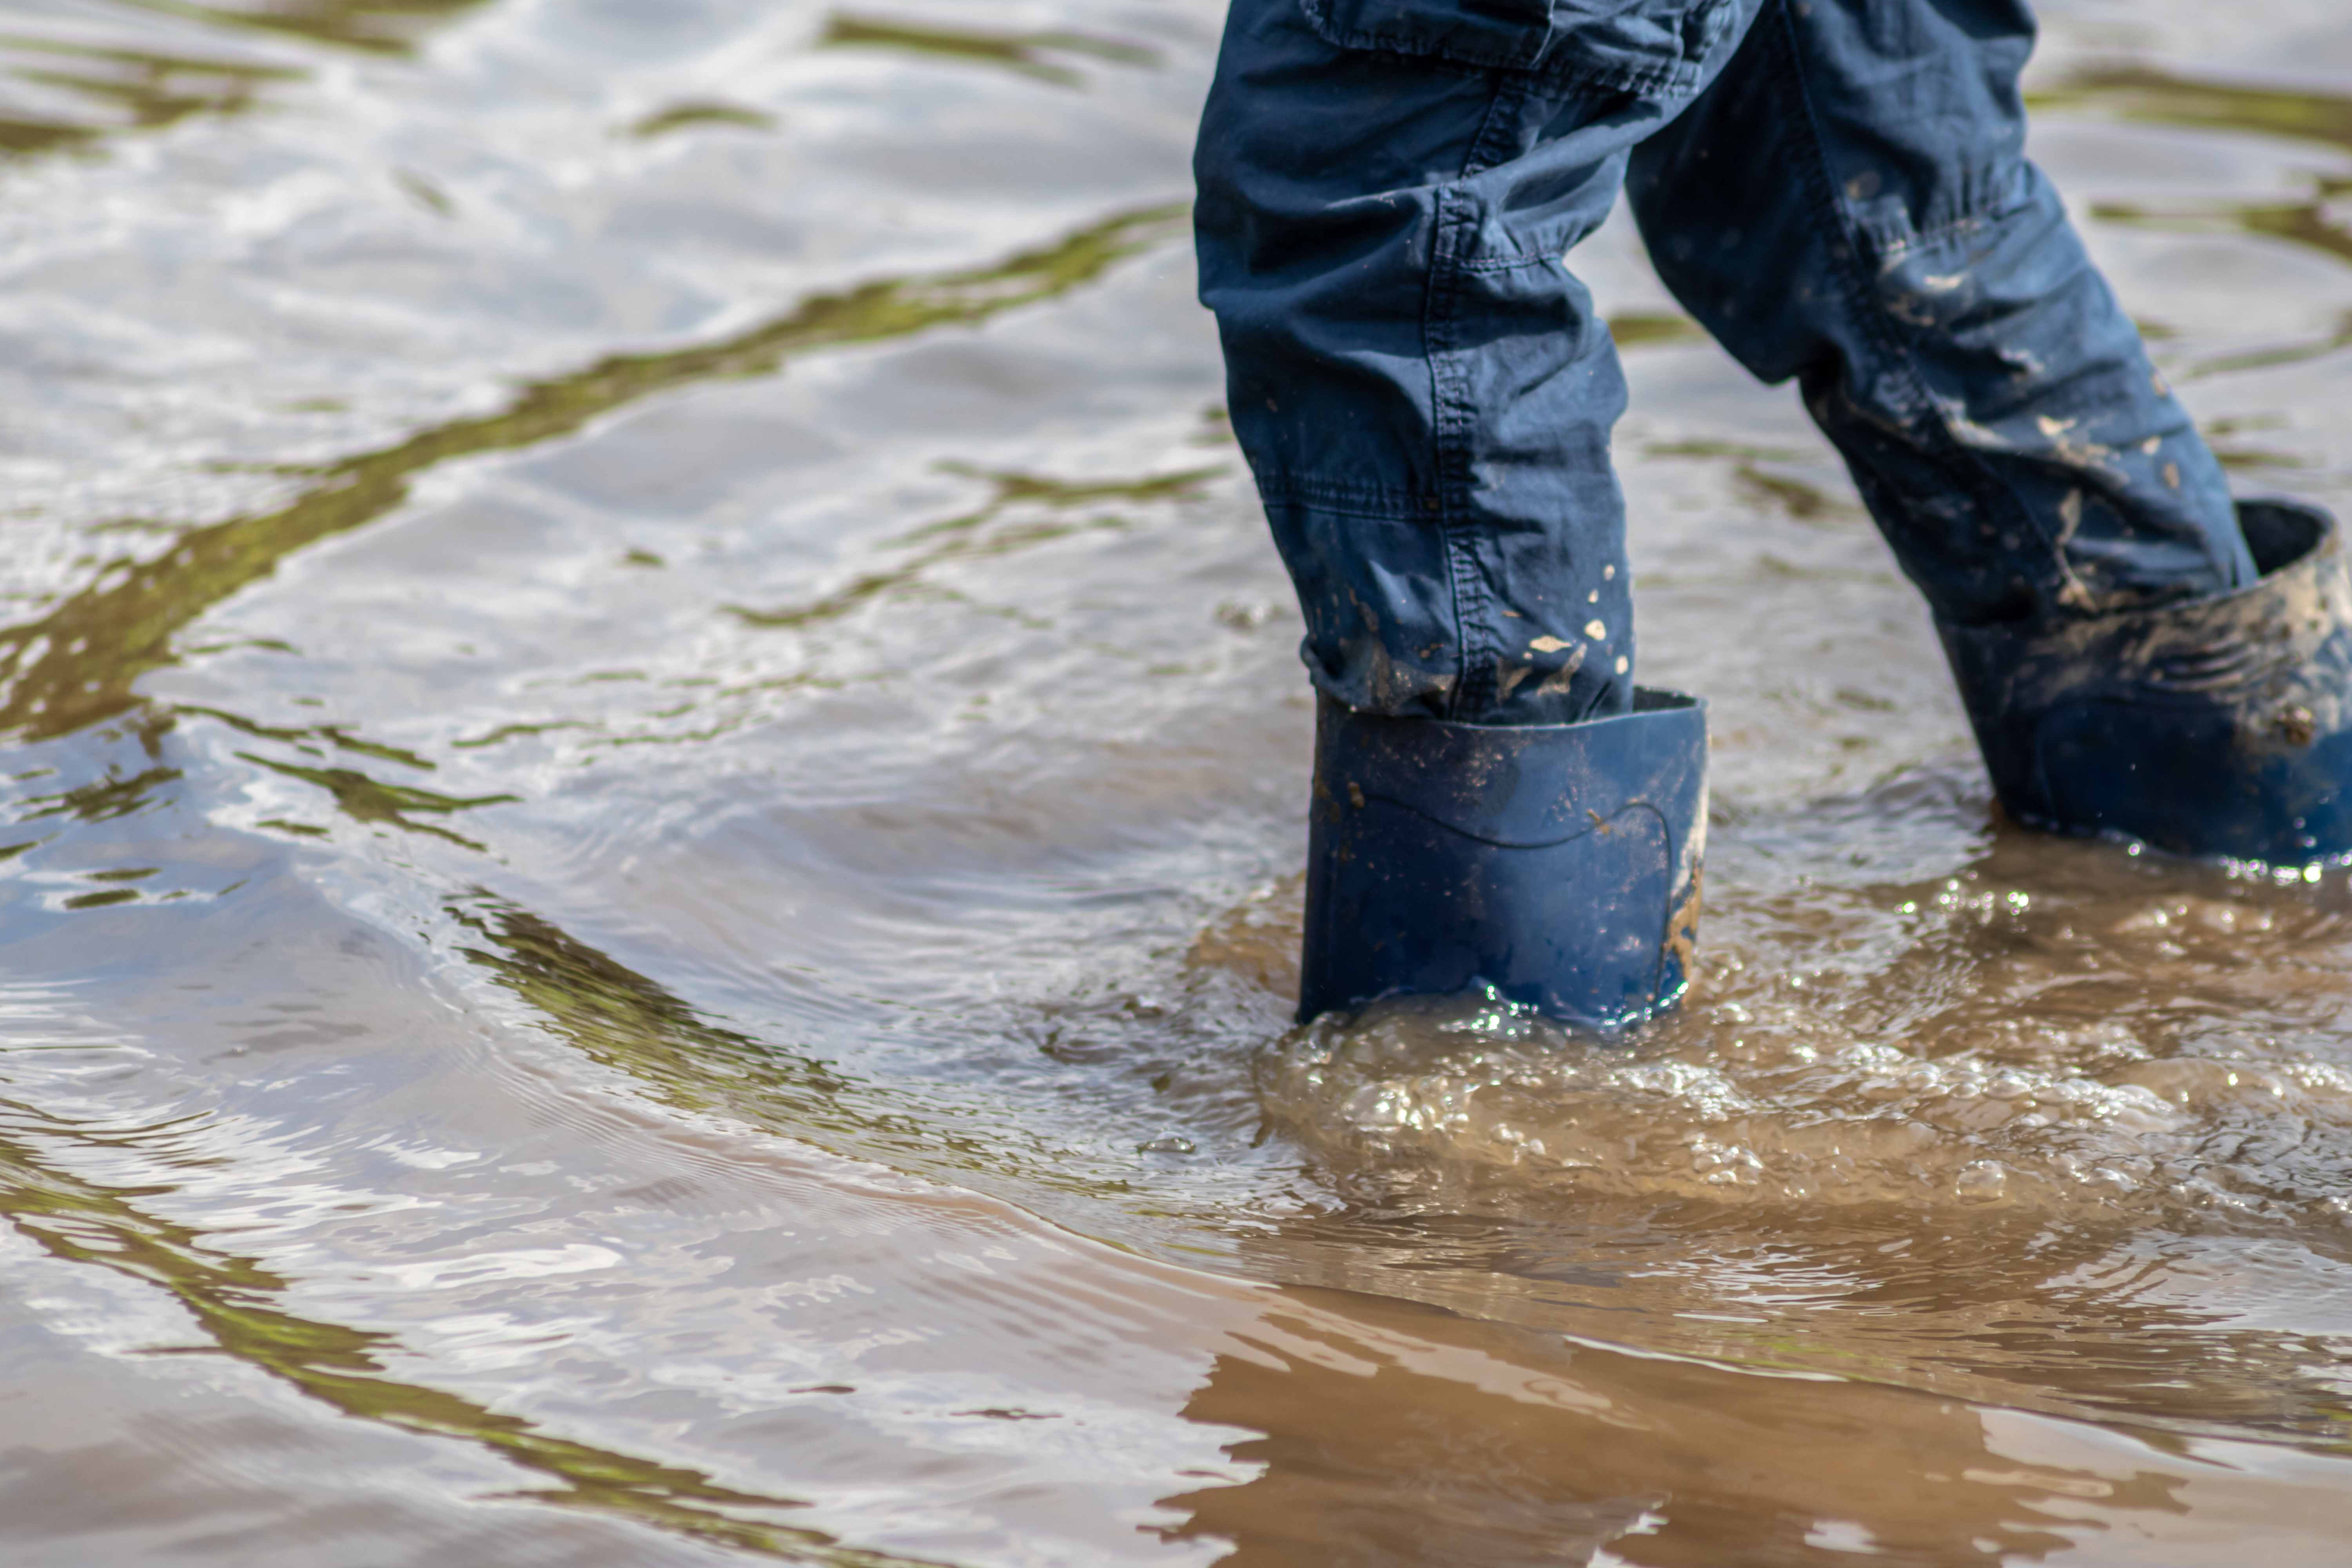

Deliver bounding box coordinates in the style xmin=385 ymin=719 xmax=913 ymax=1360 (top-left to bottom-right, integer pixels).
xmin=1298 ymin=0 xmax=1746 ymax=93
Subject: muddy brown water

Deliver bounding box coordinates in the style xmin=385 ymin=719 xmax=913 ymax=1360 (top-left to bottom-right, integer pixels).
xmin=5 ymin=1 xmax=2352 ymax=1563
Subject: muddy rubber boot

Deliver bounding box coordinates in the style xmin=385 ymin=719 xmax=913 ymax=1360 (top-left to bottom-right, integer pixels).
xmin=1940 ymin=499 xmax=2352 ymax=865
xmin=1297 ymin=690 xmax=1709 ymax=1027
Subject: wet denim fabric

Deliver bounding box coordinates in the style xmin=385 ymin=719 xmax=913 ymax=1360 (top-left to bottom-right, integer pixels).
xmin=1194 ymin=0 xmax=2254 ymax=725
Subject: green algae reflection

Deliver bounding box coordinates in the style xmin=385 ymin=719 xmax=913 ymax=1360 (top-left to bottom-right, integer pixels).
xmin=0 ymin=1113 xmax=944 ymax=1566
xmin=452 ymin=896 xmax=860 ymax=1120
xmin=2032 ymin=66 xmax=2352 ymax=344
xmin=818 ymin=13 xmax=1161 ymax=88
xmin=238 ymin=754 xmax=519 ymax=848
xmin=450 ymin=894 xmax=1152 ymax=1205
xmin=452 ymin=895 xmax=982 ymax=1174
xmin=2091 ymin=198 xmax=2352 ymax=277
xmin=168 ymin=703 xmax=519 ymax=847
xmin=630 ymin=100 xmax=777 ymax=138
xmin=2030 ymin=67 xmax=2352 ymax=271
xmin=0 ymin=33 xmax=297 ymax=157
xmin=2031 ymin=64 xmax=2352 ymax=156
xmin=121 ymin=0 xmax=502 ymax=59
xmin=0 ymin=202 xmax=1188 ymax=744
xmin=1605 ymin=312 xmax=1704 ymax=348
xmin=730 ymin=463 xmax=1225 ymax=632
xmin=0 ymin=2 xmax=495 ymax=161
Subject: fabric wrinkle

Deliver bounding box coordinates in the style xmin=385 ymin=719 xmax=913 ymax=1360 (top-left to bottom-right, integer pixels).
xmin=1196 ymin=0 xmax=2252 ymax=729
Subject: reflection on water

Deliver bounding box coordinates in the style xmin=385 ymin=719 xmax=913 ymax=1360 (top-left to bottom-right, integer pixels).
xmin=630 ymin=100 xmax=777 ymax=139
xmin=7 ymin=0 xmax=2352 ymax=1563
xmin=0 ymin=1114 xmax=939 ymax=1566
xmin=124 ymin=0 xmax=500 ymax=57
xmin=450 ymin=893 xmax=869 ymax=1134
xmin=0 ymin=203 xmax=1185 ymax=743
xmin=1602 ymin=310 xmax=1704 ymax=348
xmin=19 ymin=746 xmax=176 ymax=828
xmin=0 ymin=1 xmax=492 ymax=160
xmin=1162 ymin=1288 xmax=2156 ymax=1566
xmin=731 ymin=461 xmax=1224 ymax=632
xmin=2205 ymin=410 xmax=2324 ymax=472
xmin=238 ymin=752 xmax=516 ymax=847
xmin=2037 ymin=61 xmax=2352 ymax=385
xmin=2093 ymin=199 xmax=2352 ymax=277
xmin=0 ymin=32 xmax=292 ymax=156
xmin=818 ymin=13 xmax=1162 ymax=88
xmin=2033 ymin=64 xmax=2352 ymax=155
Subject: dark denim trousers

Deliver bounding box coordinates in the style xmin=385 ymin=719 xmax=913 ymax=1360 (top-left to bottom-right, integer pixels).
xmin=1194 ymin=0 xmax=2254 ymax=726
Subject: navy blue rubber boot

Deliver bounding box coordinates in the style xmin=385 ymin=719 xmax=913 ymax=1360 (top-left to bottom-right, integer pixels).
xmin=1941 ymin=501 xmax=2352 ymax=866
xmin=1299 ymin=690 xmax=1709 ymax=1027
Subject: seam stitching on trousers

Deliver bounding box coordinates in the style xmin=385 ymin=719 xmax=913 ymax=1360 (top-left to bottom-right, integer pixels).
xmin=1258 ymin=479 xmax=1432 ymax=517
xmin=1458 ymin=251 xmax=1569 ymax=273
xmin=1427 ymin=183 xmax=1474 ymax=719
xmin=1427 ymin=71 xmax=1531 ymax=721
xmin=1295 ymin=0 xmax=1709 ymax=95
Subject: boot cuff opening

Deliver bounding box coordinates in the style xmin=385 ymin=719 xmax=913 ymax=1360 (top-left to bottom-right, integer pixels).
xmin=2243 ymin=498 xmax=2332 ymax=577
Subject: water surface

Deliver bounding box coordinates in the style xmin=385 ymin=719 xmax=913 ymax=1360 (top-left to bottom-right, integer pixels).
xmin=5 ymin=1 xmax=2352 ymax=1563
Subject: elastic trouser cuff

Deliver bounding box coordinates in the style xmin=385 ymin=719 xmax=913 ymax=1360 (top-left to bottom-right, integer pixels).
xmin=1940 ymin=500 xmax=2352 ymax=865
xmin=1299 ymin=690 xmax=1708 ymax=1026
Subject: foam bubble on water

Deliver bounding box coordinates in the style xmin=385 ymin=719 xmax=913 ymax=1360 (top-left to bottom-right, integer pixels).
xmin=1256 ymin=989 xmax=2352 ymax=1222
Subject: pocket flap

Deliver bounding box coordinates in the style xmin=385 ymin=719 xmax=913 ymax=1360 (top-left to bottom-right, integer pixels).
xmin=1299 ymin=0 xmax=1742 ymax=92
